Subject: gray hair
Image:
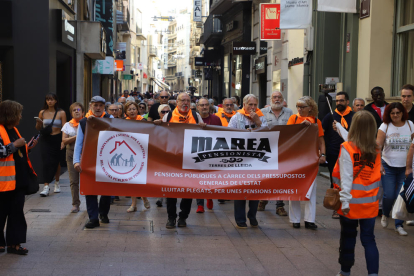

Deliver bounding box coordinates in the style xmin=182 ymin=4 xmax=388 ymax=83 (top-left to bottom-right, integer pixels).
xmin=243 ymin=94 xmax=258 ymax=105
xmin=222 ymin=98 xmax=233 ymax=103
xmin=352 ymin=98 xmax=365 ymax=106
xmin=158 ymin=104 xmax=171 ymax=114
xmin=191 ymin=103 xmax=196 ymax=109
xmin=126 ymin=96 xmax=135 ymax=103
xmin=197 ymin=97 xmax=209 ymax=105
xmin=271 ymin=91 xmax=284 ymax=101
xmin=208 ymin=98 xmax=214 ymax=105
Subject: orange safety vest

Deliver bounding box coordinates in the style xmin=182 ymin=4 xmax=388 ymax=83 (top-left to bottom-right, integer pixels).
xmin=332 ymin=141 xmax=381 ymax=219
xmin=0 ymin=125 xmax=37 ymax=192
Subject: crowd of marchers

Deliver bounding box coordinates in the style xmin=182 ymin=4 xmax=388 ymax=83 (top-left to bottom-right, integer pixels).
xmin=1 ymin=84 xmax=414 ymax=276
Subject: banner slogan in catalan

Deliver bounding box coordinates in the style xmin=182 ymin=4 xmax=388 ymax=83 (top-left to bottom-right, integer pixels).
xmin=80 ymin=118 xmax=319 ymax=201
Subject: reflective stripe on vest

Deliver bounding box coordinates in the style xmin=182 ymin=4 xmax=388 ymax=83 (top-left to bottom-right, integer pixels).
xmin=0 ymin=175 xmax=16 ymax=182
xmin=350 ymin=195 xmax=379 ymax=204
xmin=0 ymin=161 xmax=15 ymax=166
xmin=333 ymin=177 xmax=380 ymax=191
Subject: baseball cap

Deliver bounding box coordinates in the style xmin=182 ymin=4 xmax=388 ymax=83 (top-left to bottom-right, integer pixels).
xmin=90 ymin=96 xmax=106 ymax=103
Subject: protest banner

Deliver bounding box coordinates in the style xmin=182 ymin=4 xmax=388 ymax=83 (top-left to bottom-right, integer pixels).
xmin=280 ymin=0 xmax=312 ymax=29
xmin=79 ymin=118 xmax=319 ymax=201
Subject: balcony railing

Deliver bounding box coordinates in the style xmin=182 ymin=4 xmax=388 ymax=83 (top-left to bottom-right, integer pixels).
xmin=201 ymin=14 xmax=222 ymax=46
xmin=149 ymin=46 xmax=157 ymax=57
xmin=116 ymin=2 xmax=130 ymax=32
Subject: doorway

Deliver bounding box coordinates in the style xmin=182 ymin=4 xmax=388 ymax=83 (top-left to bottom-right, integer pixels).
xmin=56 ymin=51 xmax=72 ymax=117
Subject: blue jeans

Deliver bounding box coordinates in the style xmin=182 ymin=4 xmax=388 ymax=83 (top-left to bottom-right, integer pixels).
xmin=85 ymin=195 xmax=111 ymax=221
xmin=234 ymin=200 xmax=259 ymax=224
xmin=381 ymin=160 xmax=405 ymax=228
xmin=339 ymin=216 xmax=379 ymax=276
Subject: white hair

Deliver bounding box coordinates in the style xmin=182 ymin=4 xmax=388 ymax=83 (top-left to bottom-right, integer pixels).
xmin=126 ymin=96 xmax=135 ymax=103
xmin=243 ymin=94 xmax=258 ymax=104
xmin=352 ymin=98 xmax=365 ymax=106
xmin=158 ymin=104 xmax=171 ymax=114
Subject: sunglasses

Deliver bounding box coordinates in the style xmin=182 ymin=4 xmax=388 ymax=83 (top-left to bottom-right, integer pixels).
xmin=72 ymin=108 xmax=82 ymax=112
xmin=161 ymin=110 xmax=170 ymax=114
xmin=160 ymin=96 xmax=169 ymax=99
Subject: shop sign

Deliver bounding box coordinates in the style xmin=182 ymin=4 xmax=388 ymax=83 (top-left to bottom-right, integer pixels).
xmin=226 ymin=21 xmax=237 ymax=32
xmin=92 ymin=56 xmax=114 ymax=75
xmin=101 ymin=27 xmax=107 ymax=55
xmin=233 ymin=42 xmax=256 ymax=55
xmin=360 ymin=0 xmax=370 ymax=19
xmin=61 ymin=10 xmax=76 ymax=49
xmin=288 ymin=57 xmax=304 ymax=68
xmin=260 ymin=4 xmax=281 ymax=40
xmin=194 ymin=0 xmax=202 ymax=22
xmin=195 ymin=57 xmax=204 ymax=66
xmin=137 ymin=63 xmax=144 ymax=70
xmin=255 ymin=56 xmax=266 ymax=75
xmin=123 ymin=75 xmax=133 ymax=80
xmin=143 ymin=73 xmax=148 ymax=79
xmin=95 ymin=0 xmax=115 ymax=56
xmin=115 ymin=60 xmax=124 ymax=71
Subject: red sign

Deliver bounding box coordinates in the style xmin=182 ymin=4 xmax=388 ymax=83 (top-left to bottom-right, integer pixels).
xmin=114 ymin=60 xmax=124 ymax=71
xmin=260 ymin=4 xmax=281 ymax=41
xmin=143 ymin=73 xmax=148 ymax=79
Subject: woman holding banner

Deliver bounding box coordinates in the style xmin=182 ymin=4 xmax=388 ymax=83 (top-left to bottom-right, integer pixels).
xmin=333 ymin=111 xmax=380 ymax=276
xmin=124 ymin=101 xmax=150 ymax=212
xmin=287 ymin=96 xmax=325 ymax=230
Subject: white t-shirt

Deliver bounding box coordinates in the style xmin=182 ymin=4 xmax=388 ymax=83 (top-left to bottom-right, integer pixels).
xmin=379 ymin=121 xmax=414 ymax=167
xmin=61 ymin=122 xmax=78 ymax=137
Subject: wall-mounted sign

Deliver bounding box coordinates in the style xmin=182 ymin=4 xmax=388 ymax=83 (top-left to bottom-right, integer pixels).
xmin=260 ymin=41 xmax=267 ymax=55
xmin=360 ymin=0 xmax=370 ymax=19
xmin=255 ymin=56 xmax=266 ymax=74
xmin=194 ymin=0 xmax=202 ymax=22
xmin=137 ymin=63 xmax=143 ymax=70
xmin=95 ymin=0 xmax=115 ymax=56
xmin=101 ymin=27 xmax=107 ymax=55
xmin=226 ymin=21 xmax=237 ymax=32
xmin=92 ymin=56 xmax=114 ymax=75
xmin=195 ymin=57 xmax=204 ymax=66
xmin=123 ymin=75 xmax=133 ymax=80
xmin=61 ymin=10 xmax=76 ymax=49
xmin=318 ymin=0 xmax=357 ymax=13
xmin=288 ymin=57 xmax=304 ymax=68
xmin=115 ymin=60 xmax=124 ymax=71
xmin=233 ymin=42 xmax=256 ymax=55
xmin=260 ymin=4 xmax=281 ymax=40
xmin=280 ymin=0 xmax=312 ymax=29
xmin=143 ymin=73 xmax=148 ymax=79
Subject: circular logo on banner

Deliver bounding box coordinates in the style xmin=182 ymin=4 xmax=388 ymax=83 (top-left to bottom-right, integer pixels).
xmin=96 ymin=131 xmax=149 ymax=184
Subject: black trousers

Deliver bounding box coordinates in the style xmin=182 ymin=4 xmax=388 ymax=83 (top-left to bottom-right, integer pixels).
xmin=327 ymin=154 xmax=339 ymax=189
xmin=0 ymin=189 xmax=27 ymax=246
xmin=166 ymin=198 xmax=192 ymax=220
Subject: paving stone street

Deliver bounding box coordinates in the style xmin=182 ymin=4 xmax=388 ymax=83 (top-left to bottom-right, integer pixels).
xmin=1 ymin=171 xmax=414 ymax=276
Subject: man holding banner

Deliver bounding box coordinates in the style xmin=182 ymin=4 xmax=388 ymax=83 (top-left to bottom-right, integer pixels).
xmin=74 ymin=96 xmax=114 ymax=229
xmin=215 ymin=98 xmax=236 ymax=127
xmin=157 ymin=92 xmax=204 ymax=228
xmin=228 ymin=94 xmax=268 ymax=228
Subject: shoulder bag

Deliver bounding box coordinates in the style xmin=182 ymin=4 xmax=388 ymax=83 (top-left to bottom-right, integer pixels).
xmin=39 ymin=109 xmax=58 ymax=136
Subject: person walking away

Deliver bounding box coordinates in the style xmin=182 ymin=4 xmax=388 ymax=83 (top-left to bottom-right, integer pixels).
xmin=155 ymin=93 xmax=205 ymax=229
xmin=195 ymin=98 xmax=222 ymax=213
xmin=258 ymin=91 xmax=293 ymax=216
xmin=228 ymin=94 xmax=268 ymax=228
xmin=215 ymin=98 xmax=237 ymax=127
xmin=73 ymin=96 xmax=113 ymax=229
xmin=333 ymin=110 xmax=380 ymax=276
xmin=61 ymin=103 xmax=84 ymax=213
xmin=376 ymin=102 xmax=413 ymax=236
xmin=322 ymin=92 xmax=355 ymax=219
xmin=287 ymin=96 xmax=326 ymax=230
xmin=0 ymin=100 xmax=38 ymax=255
xmin=35 ymin=93 xmax=67 ymax=197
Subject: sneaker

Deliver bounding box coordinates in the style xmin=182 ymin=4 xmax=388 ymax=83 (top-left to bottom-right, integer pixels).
xmin=257 ymin=200 xmax=268 ymax=211
xmin=406 ymin=220 xmax=414 ymax=226
xmin=166 ymin=219 xmax=176 ymax=229
xmin=381 ymin=215 xmax=388 ymax=228
xmin=236 ymin=222 xmax=248 ymax=229
xmin=40 ymin=185 xmax=50 ymax=197
xmin=395 ymin=226 xmax=408 ymax=236
xmin=84 ymin=220 xmax=100 ymax=229
xmin=99 ymin=214 xmax=109 ymax=224
xmin=177 ymin=218 xmax=187 ymax=227
xmin=196 ymin=205 xmax=205 ymax=213
xmin=249 ymin=218 xmax=259 ymax=227
xmin=156 ymin=199 xmax=163 ymax=207
xmin=71 ymin=205 xmax=80 ymax=213
xmin=54 ymin=182 xmax=61 ymax=193
xmin=276 ymin=207 xmax=288 ymax=216
xmin=206 ymin=199 xmax=213 ymax=210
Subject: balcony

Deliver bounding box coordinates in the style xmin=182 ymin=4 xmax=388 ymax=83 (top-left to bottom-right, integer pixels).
xmin=136 ymin=24 xmax=146 ymax=40
xmin=168 ymin=60 xmax=176 ymax=67
xmin=165 ymin=75 xmax=175 ymax=80
xmin=116 ymin=2 xmax=130 ymax=32
xmin=169 ymin=32 xmax=177 ymax=39
xmin=149 ymin=46 xmax=157 ymax=57
xmin=201 ymin=15 xmax=222 ymax=47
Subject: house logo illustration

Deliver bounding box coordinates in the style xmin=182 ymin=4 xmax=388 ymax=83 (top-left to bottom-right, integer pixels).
xmin=96 ymin=131 xmax=149 ymax=184
xmin=265 ymin=8 xmax=278 ymax=20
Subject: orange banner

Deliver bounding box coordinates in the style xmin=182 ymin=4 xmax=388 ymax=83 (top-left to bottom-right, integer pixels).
xmin=80 ymin=118 xmax=319 ymax=200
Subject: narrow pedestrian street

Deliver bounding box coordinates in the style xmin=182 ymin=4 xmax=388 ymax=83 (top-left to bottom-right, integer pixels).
xmin=0 ymin=172 xmax=413 ymax=276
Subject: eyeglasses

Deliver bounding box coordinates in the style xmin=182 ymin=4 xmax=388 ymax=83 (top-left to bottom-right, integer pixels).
xmin=108 ymin=109 xmax=118 ymax=112
xmin=224 ymin=104 xmax=233 ymax=107
xmin=160 ymin=96 xmax=169 ymax=99
xmin=139 ymin=106 xmax=145 ymax=109
xmin=390 ymin=112 xmax=402 ymax=115
xmin=72 ymin=108 xmax=82 ymax=112
xmin=160 ymin=110 xmax=170 ymax=114
xmin=296 ymin=105 xmax=308 ymax=109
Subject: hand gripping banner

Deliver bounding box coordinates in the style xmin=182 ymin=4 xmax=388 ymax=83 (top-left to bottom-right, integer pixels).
xmin=80 ymin=118 xmax=320 ymax=201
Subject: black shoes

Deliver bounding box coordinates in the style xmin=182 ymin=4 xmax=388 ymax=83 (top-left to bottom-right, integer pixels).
xmin=249 ymin=218 xmax=259 ymax=227
xmin=99 ymin=214 xmax=110 ymax=224
xmin=292 ymin=223 xmax=300 ymax=229
xmin=177 ymin=218 xmax=187 ymax=227
xmin=166 ymin=219 xmax=176 ymax=229
xmin=85 ymin=219 xmax=100 ymax=229
xmin=156 ymin=199 xmax=163 ymax=207
xmin=236 ymin=222 xmax=248 ymax=229
xmin=305 ymin=222 xmax=317 ymax=230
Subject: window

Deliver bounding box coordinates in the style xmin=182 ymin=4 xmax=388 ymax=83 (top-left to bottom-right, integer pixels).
xmin=393 ymin=0 xmax=414 ymax=95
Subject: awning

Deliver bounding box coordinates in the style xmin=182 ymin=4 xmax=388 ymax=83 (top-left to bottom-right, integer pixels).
xmin=153 ymin=78 xmax=170 ymax=90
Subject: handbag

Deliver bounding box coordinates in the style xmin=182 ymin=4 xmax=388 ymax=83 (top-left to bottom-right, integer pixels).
xmin=25 ymin=172 xmax=39 ymax=195
xmin=39 ymin=109 xmax=58 ymax=136
xmin=323 ymin=164 xmax=365 ymax=211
